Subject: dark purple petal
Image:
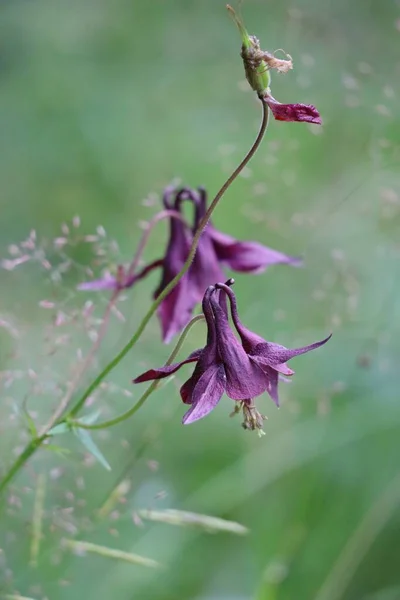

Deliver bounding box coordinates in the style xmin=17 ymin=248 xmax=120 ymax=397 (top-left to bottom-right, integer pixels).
xmin=265 ymin=96 xmax=322 ymax=124
xmin=217 ymin=283 xmax=330 ymax=380
xmin=188 ymin=190 xmax=226 ymax=298
xmin=222 ymin=344 xmax=267 ymax=400
xmin=210 ymin=295 xmax=267 ymax=400
xmin=193 ymin=186 xmax=208 ymax=226
xmin=133 ymin=349 xmax=202 ymax=383
xmin=250 ymin=354 xmax=295 ymax=376
xmin=78 ymin=260 xmax=162 ymax=293
xmin=156 ymin=187 xmax=224 ymax=342
xmin=190 ymin=232 xmax=225 ymax=297
xmin=209 ymin=227 xmax=302 ymax=272
xmin=180 ymin=341 xmax=219 ymax=405
xmin=153 ymin=205 xmax=191 ymax=300
xmin=180 ymin=377 xmax=196 ymax=405
xmin=77 ymin=275 xmax=118 ymax=291
xmin=153 ymin=192 xmax=203 ymax=341
xmin=157 ymin=277 xmax=198 ymax=343
xmin=180 ymin=286 xmax=219 ymax=404
xmin=162 ymin=185 xmax=178 ymax=209
xmin=198 ymin=190 xmax=301 ymax=272
xmin=180 ymin=341 xmax=217 ymax=404
xmin=261 ymin=366 xmax=280 ymax=406
xmin=182 ymin=364 xmax=226 ymax=424
xmin=216 ymin=287 xmax=229 ymax=316
xmin=252 ymin=334 xmax=332 ymax=365
xmin=216 ymin=283 xmax=266 ymax=353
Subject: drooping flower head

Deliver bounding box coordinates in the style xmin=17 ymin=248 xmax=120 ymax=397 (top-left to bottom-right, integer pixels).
xmin=79 ymin=186 xmax=300 ymax=343
xmin=155 ymin=187 xmax=301 ymax=342
xmin=134 ymin=280 xmax=331 ymax=433
xmin=227 ymin=5 xmax=322 ymax=124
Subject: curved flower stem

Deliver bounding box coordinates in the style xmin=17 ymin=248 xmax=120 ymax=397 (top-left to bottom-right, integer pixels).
xmin=73 ymin=314 xmax=205 ymax=430
xmin=0 ymin=100 xmax=269 ymax=496
xmin=68 ymin=100 xmax=269 ymax=419
xmin=0 ymin=436 xmax=46 ymax=496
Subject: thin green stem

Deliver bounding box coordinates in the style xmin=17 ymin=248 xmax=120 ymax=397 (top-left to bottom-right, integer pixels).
xmin=73 ymin=314 xmax=205 ymax=430
xmin=0 ymin=436 xmax=46 ymax=496
xmin=68 ymin=100 xmax=269 ymax=419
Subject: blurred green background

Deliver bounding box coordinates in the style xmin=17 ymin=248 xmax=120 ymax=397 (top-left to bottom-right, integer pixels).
xmin=1 ymin=0 xmax=400 ymax=598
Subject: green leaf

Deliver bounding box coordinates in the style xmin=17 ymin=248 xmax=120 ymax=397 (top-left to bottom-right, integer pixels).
xmin=11 ymin=397 xmax=38 ymax=438
xmin=76 ymin=410 xmax=102 ymax=426
xmin=73 ymin=428 xmax=111 ymax=471
xmin=43 ymin=444 xmax=71 ymax=457
xmin=24 ymin=412 xmax=37 ymax=438
xmin=22 ymin=397 xmax=38 ymax=438
xmin=48 ymin=422 xmax=70 ymax=436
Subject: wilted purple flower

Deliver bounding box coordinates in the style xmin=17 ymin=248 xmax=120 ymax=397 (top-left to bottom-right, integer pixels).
xmin=263 ymin=93 xmax=322 ymax=125
xmin=79 ymin=186 xmax=300 ymax=343
xmin=133 ymin=281 xmax=330 ymax=432
xmin=226 ymin=5 xmax=322 ymax=125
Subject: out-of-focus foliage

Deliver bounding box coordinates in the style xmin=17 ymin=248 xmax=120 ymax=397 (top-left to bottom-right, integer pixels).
xmin=0 ymin=0 xmax=399 ymax=599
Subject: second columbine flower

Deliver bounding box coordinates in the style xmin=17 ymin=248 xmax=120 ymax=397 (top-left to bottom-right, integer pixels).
xmin=134 ymin=281 xmax=330 ymax=434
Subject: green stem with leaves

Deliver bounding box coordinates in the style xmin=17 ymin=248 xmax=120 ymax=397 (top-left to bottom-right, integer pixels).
xmin=0 ymin=100 xmax=269 ymax=496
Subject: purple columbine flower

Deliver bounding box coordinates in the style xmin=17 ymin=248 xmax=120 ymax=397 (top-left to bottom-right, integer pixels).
xmin=79 ymin=186 xmax=300 ymax=343
xmin=133 ymin=281 xmax=331 ymax=433
xmin=157 ymin=187 xmax=301 ymax=342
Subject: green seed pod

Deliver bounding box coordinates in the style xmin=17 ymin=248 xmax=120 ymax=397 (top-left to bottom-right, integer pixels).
xmin=227 ymin=4 xmax=271 ymax=97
